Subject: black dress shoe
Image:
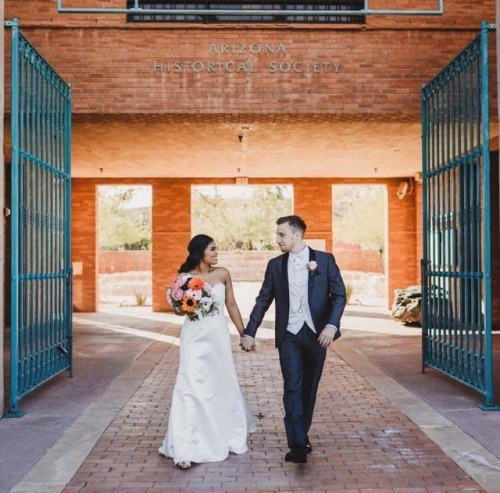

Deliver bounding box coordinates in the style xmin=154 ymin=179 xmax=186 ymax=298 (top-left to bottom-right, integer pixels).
xmin=285 ymin=449 xmax=307 ymax=463
xmin=305 ymin=441 xmax=312 ymax=454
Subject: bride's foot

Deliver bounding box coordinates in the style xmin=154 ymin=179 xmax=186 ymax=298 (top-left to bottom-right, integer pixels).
xmin=175 ymin=460 xmax=192 ymax=469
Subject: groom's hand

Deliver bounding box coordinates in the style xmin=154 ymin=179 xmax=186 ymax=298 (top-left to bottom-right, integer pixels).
xmin=241 ymin=335 xmax=255 ymax=352
xmin=318 ymin=326 xmax=338 ymax=348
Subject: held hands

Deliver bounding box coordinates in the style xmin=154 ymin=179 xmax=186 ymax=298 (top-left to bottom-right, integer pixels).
xmin=317 ymin=326 xmax=338 ymax=348
xmin=240 ymin=335 xmax=255 ymax=352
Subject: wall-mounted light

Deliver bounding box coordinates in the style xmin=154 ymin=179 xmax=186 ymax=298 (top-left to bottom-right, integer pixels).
xmin=397 ymin=181 xmax=409 ymax=200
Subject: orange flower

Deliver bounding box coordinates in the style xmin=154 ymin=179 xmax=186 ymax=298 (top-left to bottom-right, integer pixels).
xmin=181 ymin=296 xmax=198 ymax=313
xmin=188 ymin=277 xmax=205 ymax=291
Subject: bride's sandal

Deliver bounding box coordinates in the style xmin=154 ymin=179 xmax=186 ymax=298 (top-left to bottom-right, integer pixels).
xmin=175 ymin=460 xmax=192 ymax=469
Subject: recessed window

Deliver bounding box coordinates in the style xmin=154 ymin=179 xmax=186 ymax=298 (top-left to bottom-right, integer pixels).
xmin=126 ymin=0 xmax=365 ymax=24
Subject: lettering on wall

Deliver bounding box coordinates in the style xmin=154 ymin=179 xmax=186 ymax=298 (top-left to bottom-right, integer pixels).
xmin=152 ymin=43 xmax=341 ymax=76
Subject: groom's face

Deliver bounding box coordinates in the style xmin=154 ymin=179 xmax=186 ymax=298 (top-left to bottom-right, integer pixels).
xmin=276 ymin=222 xmax=300 ymax=253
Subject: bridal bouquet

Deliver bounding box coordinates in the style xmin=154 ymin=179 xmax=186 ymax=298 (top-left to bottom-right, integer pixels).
xmin=166 ymin=275 xmax=219 ymax=321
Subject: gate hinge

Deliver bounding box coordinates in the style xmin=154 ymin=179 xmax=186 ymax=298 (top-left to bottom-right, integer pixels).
xmin=3 ymin=207 xmax=11 ymax=218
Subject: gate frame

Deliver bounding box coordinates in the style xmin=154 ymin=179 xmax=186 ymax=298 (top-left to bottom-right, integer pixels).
xmin=3 ymin=18 xmax=73 ymax=418
xmin=421 ymin=21 xmax=499 ymax=410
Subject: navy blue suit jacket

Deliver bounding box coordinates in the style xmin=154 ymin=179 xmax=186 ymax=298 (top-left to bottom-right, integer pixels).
xmin=245 ymin=248 xmax=346 ymax=348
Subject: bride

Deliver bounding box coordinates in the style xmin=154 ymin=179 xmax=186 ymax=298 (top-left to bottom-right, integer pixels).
xmin=159 ymin=234 xmax=257 ymax=469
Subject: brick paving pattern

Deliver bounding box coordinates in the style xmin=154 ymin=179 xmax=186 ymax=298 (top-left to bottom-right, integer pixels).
xmin=64 ymin=328 xmax=484 ymax=493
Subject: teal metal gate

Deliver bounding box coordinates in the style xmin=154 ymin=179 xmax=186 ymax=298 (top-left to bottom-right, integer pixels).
xmin=421 ymin=22 xmax=497 ymax=409
xmin=5 ymin=19 xmax=73 ymax=417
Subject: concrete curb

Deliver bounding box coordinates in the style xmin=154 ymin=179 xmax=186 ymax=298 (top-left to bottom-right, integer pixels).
xmin=9 ymin=332 xmax=171 ymax=493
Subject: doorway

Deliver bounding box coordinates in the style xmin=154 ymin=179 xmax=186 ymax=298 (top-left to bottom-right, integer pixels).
xmin=191 ymin=184 xmax=293 ymax=314
xmin=97 ymin=185 xmax=152 ymax=310
xmin=332 ymin=184 xmax=388 ymax=309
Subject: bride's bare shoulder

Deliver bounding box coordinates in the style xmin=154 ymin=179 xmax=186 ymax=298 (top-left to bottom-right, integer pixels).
xmin=212 ymin=266 xmax=230 ymax=284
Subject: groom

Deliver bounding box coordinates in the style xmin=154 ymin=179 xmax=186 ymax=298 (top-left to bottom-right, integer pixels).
xmin=242 ymin=215 xmax=346 ymax=463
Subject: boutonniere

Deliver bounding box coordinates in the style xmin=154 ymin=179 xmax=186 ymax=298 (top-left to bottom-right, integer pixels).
xmin=306 ymin=261 xmax=319 ymax=276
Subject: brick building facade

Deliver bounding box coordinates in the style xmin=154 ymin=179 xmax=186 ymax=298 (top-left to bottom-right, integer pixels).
xmin=2 ymin=0 xmax=497 ymax=313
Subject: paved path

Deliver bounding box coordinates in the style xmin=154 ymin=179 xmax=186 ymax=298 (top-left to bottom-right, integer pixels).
xmin=5 ymin=305 xmax=500 ymax=493
xmin=56 ymin=325 xmax=487 ymax=492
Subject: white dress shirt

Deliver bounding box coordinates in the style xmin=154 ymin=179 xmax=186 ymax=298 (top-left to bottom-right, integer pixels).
xmin=287 ymin=246 xmax=316 ymax=335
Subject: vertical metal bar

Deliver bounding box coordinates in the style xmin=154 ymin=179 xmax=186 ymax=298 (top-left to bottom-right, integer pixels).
xmin=55 ymin=85 xmax=61 ymax=374
xmin=465 ymin=60 xmax=472 ymax=384
xmin=445 ymin=75 xmax=452 ymax=369
xmin=474 ymin=39 xmax=484 ymax=390
xmin=24 ymin=40 xmax=31 ymax=397
xmin=40 ymin=64 xmax=46 ymax=382
xmin=18 ymin=42 xmax=26 ymax=396
xmin=479 ymin=22 xmax=494 ymax=408
xmin=439 ymin=79 xmax=446 ymax=368
xmin=469 ymin=54 xmax=478 ymax=388
xmin=33 ymin=57 xmax=40 ymax=387
xmin=421 ymin=85 xmax=429 ymax=373
xmin=436 ymin=84 xmax=443 ymax=367
xmin=458 ymin=57 xmax=466 ymax=377
xmin=47 ymin=79 xmax=58 ymax=375
xmin=65 ymin=85 xmax=73 ymax=376
xmin=7 ymin=18 xmax=25 ymax=417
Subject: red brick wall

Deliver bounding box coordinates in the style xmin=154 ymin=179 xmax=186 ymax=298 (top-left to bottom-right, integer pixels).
xmin=72 ymin=181 xmax=98 ymax=311
xmin=98 ymin=248 xmax=382 ymax=279
xmin=72 ymin=177 xmax=416 ymax=311
xmin=99 ymin=250 xmax=152 ymax=273
xmin=152 ymin=180 xmax=192 ymax=311
xmin=295 ymin=180 xmax=333 ymax=251
xmin=4 ymin=1 xmax=496 ymax=117
xmin=387 ymin=179 xmax=417 ymax=303
xmin=6 ymin=0 xmax=494 ymax=28
xmin=334 ymin=246 xmax=383 ymax=273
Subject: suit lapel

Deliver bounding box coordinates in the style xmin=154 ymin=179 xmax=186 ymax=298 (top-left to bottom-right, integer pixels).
xmin=281 ymin=253 xmax=290 ymax=308
xmin=308 ymin=248 xmax=317 ymax=305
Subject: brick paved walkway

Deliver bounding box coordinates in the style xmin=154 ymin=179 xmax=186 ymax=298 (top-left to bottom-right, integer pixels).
xmin=63 ymin=328 xmax=484 ymax=493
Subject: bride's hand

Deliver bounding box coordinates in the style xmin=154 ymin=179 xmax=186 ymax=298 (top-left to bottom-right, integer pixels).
xmin=241 ymin=335 xmax=255 ymax=352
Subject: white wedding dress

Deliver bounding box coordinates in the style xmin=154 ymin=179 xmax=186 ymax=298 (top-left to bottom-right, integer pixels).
xmin=159 ymin=282 xmax=257 ymax=464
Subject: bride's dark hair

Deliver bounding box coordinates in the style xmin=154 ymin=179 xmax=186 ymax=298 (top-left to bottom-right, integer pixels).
xmin=178 ymin=234 xmax=214 ymax=274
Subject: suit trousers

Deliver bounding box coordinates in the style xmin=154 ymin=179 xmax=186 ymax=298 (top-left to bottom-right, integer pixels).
xmin=278 ymin=323 xmax=327 ymax=450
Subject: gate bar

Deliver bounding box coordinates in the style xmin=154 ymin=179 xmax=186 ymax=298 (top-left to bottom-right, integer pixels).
xmin=4 ymin=17 xmax=24 ymax=418
xmin=57 ymin=0 xmax=444 ymax=16
xmin=479 ymin=20 xmax=498 ymax=410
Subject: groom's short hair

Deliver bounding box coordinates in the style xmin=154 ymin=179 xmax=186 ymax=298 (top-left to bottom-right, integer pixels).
xmin=277 ymin=215 xmax=307 ymax=236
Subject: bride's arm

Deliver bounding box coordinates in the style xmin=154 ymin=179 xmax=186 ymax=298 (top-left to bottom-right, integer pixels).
xmin=222 ymin=268 xmax=245 ymax=337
